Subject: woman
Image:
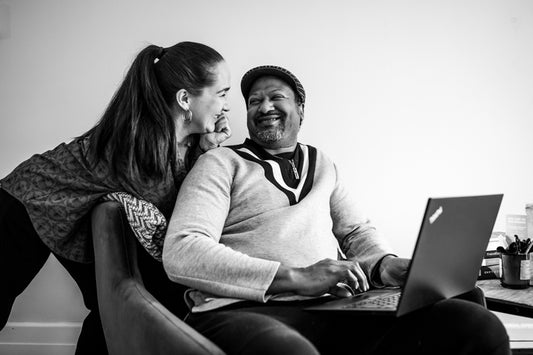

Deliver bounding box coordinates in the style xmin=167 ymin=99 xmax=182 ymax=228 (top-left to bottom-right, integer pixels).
xmin=0 ymin=41 xmax=231 ymax=354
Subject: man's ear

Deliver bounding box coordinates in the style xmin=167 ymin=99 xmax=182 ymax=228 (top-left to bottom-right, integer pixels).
xmin=298 ymin=103 xmax=305 ymax=125
xmin=175 ymin=89 xmax=190 ymax=111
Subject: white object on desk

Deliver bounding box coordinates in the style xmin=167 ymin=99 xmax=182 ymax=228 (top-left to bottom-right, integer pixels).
xmin=493 ymin=311 xmax=533 ymax=350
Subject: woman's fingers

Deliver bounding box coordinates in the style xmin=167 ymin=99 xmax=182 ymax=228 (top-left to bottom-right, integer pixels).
xmin=215 ymin=114 xmax=231 ymax=133
xmin=198 ymin=115 xmax=232 ymax=152
xmin=213 ymin=115 xmax=232 ymax=143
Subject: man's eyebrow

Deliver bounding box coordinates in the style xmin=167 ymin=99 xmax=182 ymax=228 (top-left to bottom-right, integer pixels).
xmin=248 ymin=87 xmax=289 ymax=98
xmin=268 ymin=89 xmax=290 ymax=96
xmin=217 ymin=87 xmax=230 ymax=93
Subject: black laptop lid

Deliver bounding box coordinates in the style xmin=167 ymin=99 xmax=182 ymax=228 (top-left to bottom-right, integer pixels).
xmin=396 ymin=194 xmax=503 ymax=316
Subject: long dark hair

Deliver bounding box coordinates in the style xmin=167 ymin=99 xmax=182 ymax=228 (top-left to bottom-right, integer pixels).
xmin=82 ymin=41 xmax=224 ymax=182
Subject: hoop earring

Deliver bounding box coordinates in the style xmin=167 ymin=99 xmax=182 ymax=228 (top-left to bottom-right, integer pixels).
xmin=185 ymin=110 xmax=193 ymax=124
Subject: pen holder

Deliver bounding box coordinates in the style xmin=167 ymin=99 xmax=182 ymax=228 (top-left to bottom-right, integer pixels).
xmin=501 ymin=253 xmax=531 ymax=289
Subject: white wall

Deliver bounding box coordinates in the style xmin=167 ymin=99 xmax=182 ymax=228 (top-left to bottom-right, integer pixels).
xmin=1 ymin=0 xmax=532 ymax=332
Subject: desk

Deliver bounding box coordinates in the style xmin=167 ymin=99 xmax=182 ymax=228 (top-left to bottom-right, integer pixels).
xmin=477 ymin=280 xmax=533 ymax=318
xmin=477 ymin=280 xmax=533 ymax=353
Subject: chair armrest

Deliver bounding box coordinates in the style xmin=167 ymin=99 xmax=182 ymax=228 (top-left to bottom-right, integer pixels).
xmin=92 ymin=201 xmax=225 ymax=355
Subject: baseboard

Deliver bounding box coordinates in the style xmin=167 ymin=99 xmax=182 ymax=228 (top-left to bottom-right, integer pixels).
xmin=0 ymin=321 xmax=81 ymax=355
xmin=1 ymin=319 xmax=531 ymax=353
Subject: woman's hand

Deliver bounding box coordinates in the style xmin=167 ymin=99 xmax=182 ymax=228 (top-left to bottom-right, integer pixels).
xmin=199 ymin=114 xmax=232 ymax=152
xmin=268 ymin=258 xmax=369 ymax=298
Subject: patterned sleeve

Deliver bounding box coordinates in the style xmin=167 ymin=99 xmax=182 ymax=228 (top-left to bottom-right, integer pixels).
xmin=102 ymin=192 xmax=167 ymax=261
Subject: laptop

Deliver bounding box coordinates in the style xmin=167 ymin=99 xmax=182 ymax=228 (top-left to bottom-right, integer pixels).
xmin=306 ymin=194 xmax=503 ymax=317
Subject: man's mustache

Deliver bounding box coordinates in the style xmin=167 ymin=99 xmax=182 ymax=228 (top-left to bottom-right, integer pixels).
xmin=255 ymin=110 xmax=285 ymax=120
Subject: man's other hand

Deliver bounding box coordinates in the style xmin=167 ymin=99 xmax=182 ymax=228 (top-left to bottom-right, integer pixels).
xmin=379 ymin=256 xmax=410 ymax=287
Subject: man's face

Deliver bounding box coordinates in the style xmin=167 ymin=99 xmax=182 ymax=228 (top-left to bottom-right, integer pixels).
xmin=246 ymin=76 xmax=303 ymax=150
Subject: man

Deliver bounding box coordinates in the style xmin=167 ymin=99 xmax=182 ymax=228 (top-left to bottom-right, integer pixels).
xmin=163 ymin=65 xmax=510 ymax=354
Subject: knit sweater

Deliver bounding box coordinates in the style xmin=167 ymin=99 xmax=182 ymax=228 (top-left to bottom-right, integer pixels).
xmin=163 ymin=139 xmax=393 ymax=312
xmin=1 ymin=136 xmax=184 ymax=262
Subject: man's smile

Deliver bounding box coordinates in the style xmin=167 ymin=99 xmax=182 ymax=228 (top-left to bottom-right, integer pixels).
xmin=255 ymin=113 xmax=283 ymax=127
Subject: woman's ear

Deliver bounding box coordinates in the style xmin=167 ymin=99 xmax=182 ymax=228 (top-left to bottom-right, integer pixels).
xmin=175 ymin=89 xmax=190 ymax=111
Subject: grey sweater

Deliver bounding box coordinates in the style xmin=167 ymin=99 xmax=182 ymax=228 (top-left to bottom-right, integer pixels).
xmin=163 ymin=140 xmax=393 ymax=312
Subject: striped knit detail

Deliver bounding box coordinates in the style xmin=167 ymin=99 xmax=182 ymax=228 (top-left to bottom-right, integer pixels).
xmin=232 ymin=143 xmax=316 ymax=205
xmin=102 ymin=192 xmax=167 ymax=261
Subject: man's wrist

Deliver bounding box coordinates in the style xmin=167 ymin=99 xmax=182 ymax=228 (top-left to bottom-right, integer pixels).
xmin=267 ymin=265 xmax=299 ymax=295
xmin=372 ymin=254 xmax=397 ymax=287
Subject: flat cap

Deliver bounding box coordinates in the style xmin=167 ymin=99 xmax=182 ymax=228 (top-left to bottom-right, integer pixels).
xmin=240 ymin=65 xmax=305 ymax=105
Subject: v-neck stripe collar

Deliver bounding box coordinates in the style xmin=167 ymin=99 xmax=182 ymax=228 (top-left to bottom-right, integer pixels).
xmin=231 ymin=139 xmax=317 ymax=205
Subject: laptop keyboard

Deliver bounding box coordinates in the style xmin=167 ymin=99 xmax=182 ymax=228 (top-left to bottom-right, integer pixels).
xmin=341 ymin=291 xmax=401 ymax=310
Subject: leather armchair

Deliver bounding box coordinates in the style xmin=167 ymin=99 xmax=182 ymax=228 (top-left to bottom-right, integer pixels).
xmin=90 ymin=201 xmax=489 ymax=355
xmin=91 ymin=201 xmax=225 ymax=355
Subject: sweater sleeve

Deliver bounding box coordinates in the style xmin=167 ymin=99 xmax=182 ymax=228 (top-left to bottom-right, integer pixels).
xmin=329 ymin=164 xmax=394 ymax=280
xmin=162 ymin=150 xmax=280 ymax=303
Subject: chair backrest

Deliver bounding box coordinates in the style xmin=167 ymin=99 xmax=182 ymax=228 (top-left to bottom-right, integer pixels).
xmin=92 ymin=201 xmax=225 ymax=355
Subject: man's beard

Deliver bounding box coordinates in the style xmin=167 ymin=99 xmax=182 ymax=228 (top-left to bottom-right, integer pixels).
xmin=251 ymin=121 xmax=285 ymax=144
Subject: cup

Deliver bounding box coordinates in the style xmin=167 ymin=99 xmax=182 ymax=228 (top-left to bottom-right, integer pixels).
xmin=501 ymin=253 xmax=530 ymax=289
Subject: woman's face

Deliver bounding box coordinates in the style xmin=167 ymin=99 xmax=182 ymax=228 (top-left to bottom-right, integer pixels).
xmin=188 ymin=61 xmax=231 ymax=133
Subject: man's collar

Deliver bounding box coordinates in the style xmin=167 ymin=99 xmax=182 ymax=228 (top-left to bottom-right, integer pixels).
xmin=243 ymin=138 xmax=298 ymax=160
